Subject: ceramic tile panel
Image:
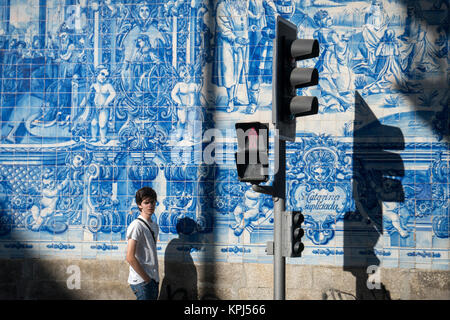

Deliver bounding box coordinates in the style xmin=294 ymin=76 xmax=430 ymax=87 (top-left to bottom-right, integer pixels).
xmin=0 ymin=0 xmax=448 ymax=271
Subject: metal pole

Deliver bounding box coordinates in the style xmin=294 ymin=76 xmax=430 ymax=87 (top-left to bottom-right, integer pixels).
xmin=273 ymin=132 xmax=286 ymax=300
xmin=252 ymin=130 xmax=286 ymax=299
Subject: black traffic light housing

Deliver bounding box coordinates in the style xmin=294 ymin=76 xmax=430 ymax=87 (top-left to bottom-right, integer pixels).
xmin=235 ymin=122 xmax=269 ymax=185
xmin=272 ymin=16 xmax=320 ymax=141
xmin=282 ymin=210 xmax=305 ymax=257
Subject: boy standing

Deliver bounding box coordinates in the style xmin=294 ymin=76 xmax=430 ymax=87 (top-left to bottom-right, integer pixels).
xmin=126 ymin=187 xmax=160 ymax=300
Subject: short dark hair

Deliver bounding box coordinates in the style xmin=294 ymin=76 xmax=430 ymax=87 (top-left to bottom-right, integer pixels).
xmin=135 ymin=187 xmax=157 ymax=209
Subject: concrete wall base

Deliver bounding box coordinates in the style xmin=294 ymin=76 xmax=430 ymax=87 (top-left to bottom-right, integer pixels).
xmin=0 ymin=259 xmax=448 ymax=300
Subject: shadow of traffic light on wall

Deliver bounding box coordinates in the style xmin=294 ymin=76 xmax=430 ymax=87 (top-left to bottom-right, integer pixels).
xmin=343 ymin=91 xmax=405 ymax=300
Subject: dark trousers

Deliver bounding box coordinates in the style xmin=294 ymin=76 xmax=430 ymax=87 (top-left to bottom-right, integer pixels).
xmin=130 ymin=279 xmax=159 ymax=300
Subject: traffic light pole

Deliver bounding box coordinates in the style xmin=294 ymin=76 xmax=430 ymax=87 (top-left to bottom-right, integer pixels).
xmin=249 ymin=16 xmax=319 ymax=301
xmin=273 ymin=133 xmax=286 ymax=300
xmin=252 ymin=131 xmax=286 ymax=300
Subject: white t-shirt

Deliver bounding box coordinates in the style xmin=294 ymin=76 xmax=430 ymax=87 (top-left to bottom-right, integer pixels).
xmin=126 ymin=216 xmax=160 ymax=284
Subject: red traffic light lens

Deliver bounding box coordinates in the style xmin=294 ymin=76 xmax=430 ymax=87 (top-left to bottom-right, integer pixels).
xmin=248 ymin=127 xmax=258 ymax=151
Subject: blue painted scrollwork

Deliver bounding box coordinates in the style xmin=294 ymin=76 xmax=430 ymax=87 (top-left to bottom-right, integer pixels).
xmin=118 ymin=117 xmax=168 ymax=151
xmin=287 ymin=134 xmax=353 ymax=245
xmin=85 ymin=156 xmax=121 ymax=235
xmin=128 ymin=153 xmax=159 ymax=188
xmin=430 ymin=153 xmax=450 ymax=238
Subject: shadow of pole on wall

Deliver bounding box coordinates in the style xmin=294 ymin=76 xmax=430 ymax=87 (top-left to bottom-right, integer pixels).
xmin=343 ymin=91 xmax=405 ymax=300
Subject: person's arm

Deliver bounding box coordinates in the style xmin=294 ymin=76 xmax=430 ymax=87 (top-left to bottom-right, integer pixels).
xmin=126 ymin=238 xmax=152 ymax=283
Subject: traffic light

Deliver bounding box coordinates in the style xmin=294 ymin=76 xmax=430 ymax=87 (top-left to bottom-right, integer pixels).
xmin=272 ymin=16 xmax=320 ymax=141
xmin=235 ymin=122 xmax=269 ymax=184
xmin=282 ymin=210 xmax=305 ymax=257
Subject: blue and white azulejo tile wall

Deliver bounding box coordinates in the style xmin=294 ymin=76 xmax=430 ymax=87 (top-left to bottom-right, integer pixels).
xmin=0 ymin=0 xmax=448 ymax=270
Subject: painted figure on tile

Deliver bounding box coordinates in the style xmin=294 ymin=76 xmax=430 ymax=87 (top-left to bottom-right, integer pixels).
xmin=134 ymin=1 xmax=166 ymax=59
xmin=34 ymin=23 xmax=81 ymax=124
xmin=362 ymin=0 xmax=388 ymax=70
xmin=2 ymin=44 xmax=27 ymax=142
xmin=364 ymin=0 xmax=386 ymax=31
xmin=384 ymin=203 xmax=409 ymax=238
xmin=170 ymin=64 xmax=205 ymax=146
xmin=2 ymin=32 xmax=75 ymax=143
xmin=367 ymin=170 xmax=409 ymax=237
xmin=135 ymin=1 xmax=153 ymax=32
xmin=78 ymin=64 xmax=116 ymax=144
xmin=399 ymin=2 xmax=443 ymax=75
xmin=0 ymin=38 xmax=23 ymax=121
xmin=247 ymin=0 xmax=277 ymax=114
xmin=29 ymin=169 xmax=70 ymax=231
xmin=54 ymin=22 xmax=80 ymax=117
xmin=45 ymin=32 xmax=59 ymax=79
xmin=362 ymin=29 xmax=409 ymax=94
xmin=120 ymin=1 xmax=166 ymax=97
xmin=212 ymin=0 xmax=249 ymax=112
xmin=124 ymin=34 xmax=155 ymax=95
xmin=28 ymin=37 xmax=47 ymax=94
xmin=313 ymin=10 xmax=353 ymax=112
xmin=231 ymin=187 xmax=271 ymax=237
